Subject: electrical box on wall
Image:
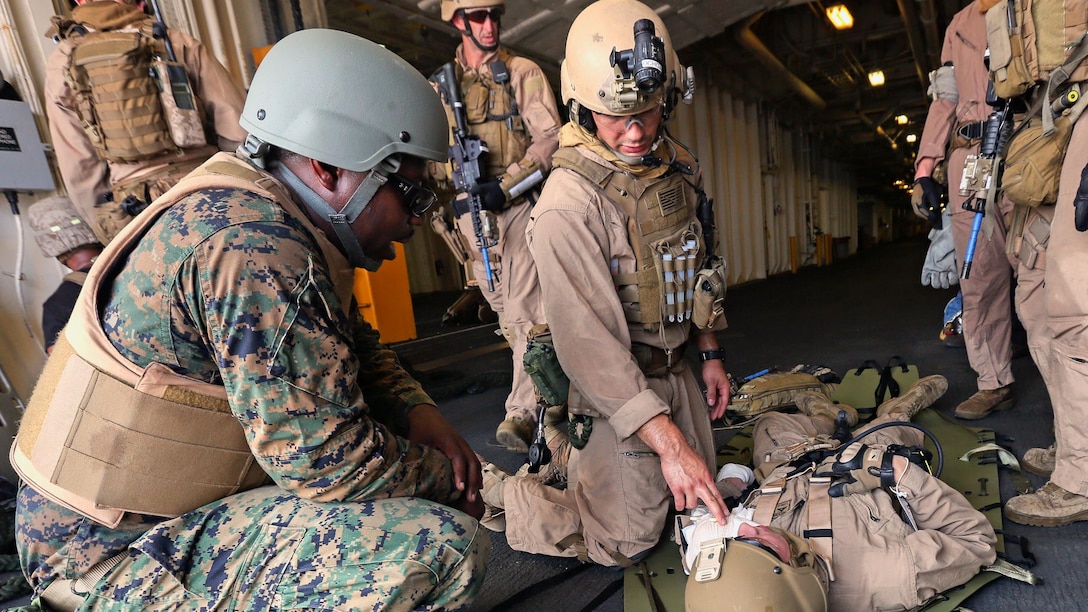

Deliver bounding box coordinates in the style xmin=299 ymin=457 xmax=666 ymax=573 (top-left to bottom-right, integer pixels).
xmin=0 ymin=100 xmax=54 ymax=192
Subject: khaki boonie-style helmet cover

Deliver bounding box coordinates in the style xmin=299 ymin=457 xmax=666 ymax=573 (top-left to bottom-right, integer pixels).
xmin=27 ymin=196 xmax=101 ymax=258
xmin=561 ymin=0 xmax=678 ymax=115
xmin=686 ymin=530 xmax=829 ymax=612
xmin=240 ymin=29 xmax=449 ymax=172
xmin=441 ymin=0 xmax=505 ymax=22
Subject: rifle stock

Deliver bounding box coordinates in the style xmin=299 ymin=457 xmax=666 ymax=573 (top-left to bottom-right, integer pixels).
xmin=434 ymin=62 xmax=497 ymax=291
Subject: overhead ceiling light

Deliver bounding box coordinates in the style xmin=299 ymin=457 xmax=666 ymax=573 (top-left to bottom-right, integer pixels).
xmin=826 ymin=4 xmax=853 ymax=30
xmin=896 ymin=114 xmax=909 ymax=125
xmin=905 ymin=133 xmax=917 ymax=143
xmin=868 ymin=70 xmax=885 ymax=87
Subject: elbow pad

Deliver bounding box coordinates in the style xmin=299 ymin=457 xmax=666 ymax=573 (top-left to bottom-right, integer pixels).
xmin=927 ymin=65 xmax=958 ymax=103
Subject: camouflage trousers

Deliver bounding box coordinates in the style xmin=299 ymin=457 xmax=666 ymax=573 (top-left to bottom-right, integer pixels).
xmin=17 ymin=484 xmax=489 ymax=611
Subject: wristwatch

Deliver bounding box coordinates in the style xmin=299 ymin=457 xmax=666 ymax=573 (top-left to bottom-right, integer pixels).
xmin=699 ymin=349 xmax=726 ymax=363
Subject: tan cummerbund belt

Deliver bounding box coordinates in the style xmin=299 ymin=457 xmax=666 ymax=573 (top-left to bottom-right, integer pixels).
xmin=28 ymin=350 xmax=268 ymax=519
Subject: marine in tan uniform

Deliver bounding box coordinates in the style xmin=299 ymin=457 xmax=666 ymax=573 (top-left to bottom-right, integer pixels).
xmin=914 ymin=0 xmax=1017 ymax=420
xmin=14 ymin=30 xmax=487 ymax=610
xmin=475 ymin=0 xmax=732 ymax=567
xmin=433 ymin=0 xmax=562 ymax=452
xmin=1002 ymin=0 xmax=1088 ymax=527
xmin=686 ymin=376 xmax=997 ymax=611
xmin=44 ymin=0 xmax=246 ymax=244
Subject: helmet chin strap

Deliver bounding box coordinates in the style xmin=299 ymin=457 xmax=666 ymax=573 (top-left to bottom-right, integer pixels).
xmin=271 ymin=158 xmax=399 ymax=272
xmin=460 ymin=18 xmax=499 ymax=52
xmin=608 ymin=135 xmax=664 ymax=166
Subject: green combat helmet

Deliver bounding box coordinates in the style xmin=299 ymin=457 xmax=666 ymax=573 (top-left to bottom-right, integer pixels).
xmin=238 ymin=28 xmax=449 ymax=270
xmin=240 ymin=28 xmax=448 ymax=174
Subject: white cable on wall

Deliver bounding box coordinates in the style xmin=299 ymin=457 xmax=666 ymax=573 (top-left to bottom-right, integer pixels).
xmin=11 ymin=207 xmax=47 ymax=357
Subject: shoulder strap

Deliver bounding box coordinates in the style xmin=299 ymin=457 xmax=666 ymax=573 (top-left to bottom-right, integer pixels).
xmin=1043 ymin=33 xmax=1088 ymax=135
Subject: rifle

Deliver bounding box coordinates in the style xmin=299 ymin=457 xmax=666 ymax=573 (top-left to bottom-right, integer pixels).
xmin=147 ymin=0 xmax=176 ymax=63
xmin=146 ymin=0 xmax=204 ymax=144
xmin=958 ymin=79 xmax=1013 ymax=279
xmin=696 ymin=188 xmax=716 ymax=261
xmin=432 ymin=62 xmax=498 ymax=291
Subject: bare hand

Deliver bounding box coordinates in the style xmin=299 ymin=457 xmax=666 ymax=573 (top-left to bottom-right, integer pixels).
xmin=660 ymin=443 xmax=730 ymax=524
xmin=407 ymin=404 xmax=482 ymax=504
xmin=701 ymin=360 xmax=732 ymax=421
xmin=450 ymin=488 xmax=485 ymax=520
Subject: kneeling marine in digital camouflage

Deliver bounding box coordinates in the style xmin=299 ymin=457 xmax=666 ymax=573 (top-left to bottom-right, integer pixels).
xmin=14 ymin=29 xmax=488 ymax=611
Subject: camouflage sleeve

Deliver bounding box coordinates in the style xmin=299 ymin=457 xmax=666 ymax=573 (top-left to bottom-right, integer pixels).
xmin=106 ymin=192 xmax=457 ymax=505
xmin=190 ymin=221 xmax=456 ymax=504
xmin=348 ymin=310 xmax=436 ymax=436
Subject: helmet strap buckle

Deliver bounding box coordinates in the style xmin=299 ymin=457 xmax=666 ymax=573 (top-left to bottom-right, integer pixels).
xmin=693 ymin=537 xmax=726 ymax=583
xmin=239 ymin=134 xmax=271 ymax=168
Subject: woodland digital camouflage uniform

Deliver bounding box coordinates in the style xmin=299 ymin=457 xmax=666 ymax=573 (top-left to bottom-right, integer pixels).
xmin=16 ymin=184 xmax=488 ymax=610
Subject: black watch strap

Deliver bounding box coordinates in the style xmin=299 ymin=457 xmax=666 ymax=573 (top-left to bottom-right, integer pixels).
xmin=699 ymin=349 xmax=726 ymax=363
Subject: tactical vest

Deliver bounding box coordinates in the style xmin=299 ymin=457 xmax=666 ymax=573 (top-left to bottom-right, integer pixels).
xmin=986 ymin=0 xmax=1088 ymax=100
xmin=749 ymin=450 xmax=839 ymax=582
xmin=11 ymin=153 xmax=354 ymax=527
xmin=51 ymin=2 xmax=210 ymax=163
xmin=551 ymin=146 xmax=704 ymax=332
xmin=453 ymin=49 xmax=532 ymax=179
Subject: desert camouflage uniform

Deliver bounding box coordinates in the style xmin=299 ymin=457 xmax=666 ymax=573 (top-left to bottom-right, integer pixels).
xmin=16 ymin=157 xmax=488 ymax=610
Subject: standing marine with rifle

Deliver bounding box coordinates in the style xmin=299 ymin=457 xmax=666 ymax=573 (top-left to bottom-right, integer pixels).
xmin=44 ymin=0 xmax=245 ymax=245
xmin=913 ymin=0 xmax=1018 ymax=421
xmin=430 ymin=0 xmax=561 ymax=453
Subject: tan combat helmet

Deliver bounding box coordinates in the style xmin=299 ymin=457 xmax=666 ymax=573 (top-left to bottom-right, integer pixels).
xmin=441 ymin=0 xmax=505 ymax=21
xmin=685 ymin=529 xmax=829 ymax=612
xmin=561 ymin=0 xmax=692 ymax=118
xmin=26 ymin=196 xmax=101 ymax=259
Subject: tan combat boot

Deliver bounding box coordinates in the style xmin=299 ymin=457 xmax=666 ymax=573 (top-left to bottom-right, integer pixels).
xmin=1022 ymin=443 xmax=1056 ymax=477
xmin=478 ymin=455 xmax=511 ymax=532
xmin=793 ymin=391 xmax=859 ymax=427
xmin=496 ymin=416 xmax=534 ymax=452
xmin=954 ymin=385 xmax=1015 ymax=420
xmin=875 ymin=375 xmax=948 ymax=420
xmin=1005 ymin=482 xmax=1088 ymax=527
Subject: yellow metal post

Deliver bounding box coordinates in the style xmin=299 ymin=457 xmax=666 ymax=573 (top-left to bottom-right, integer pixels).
xmin=353 ymin=243 xmax=417 ymax=344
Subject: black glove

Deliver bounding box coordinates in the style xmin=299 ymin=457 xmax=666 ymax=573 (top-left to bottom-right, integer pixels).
xmin=470 ymin=180 xmax=507 ymax=212
xmin=1075 ymin=161 xmax=1088 ymax=232
xmin=912 ymin=177 xmax=944 ymax=230
xmin=826 ymin=443 xmax=894 ymax=498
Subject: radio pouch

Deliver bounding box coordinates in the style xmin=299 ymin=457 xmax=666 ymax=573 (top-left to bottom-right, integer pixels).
xmin=692 ymin=256 xmax=728 ymax=331
xmin=151 ymin=59 xmax=207 ymax=149
xmin=523 ymin=324 xmax=570 ymax=408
